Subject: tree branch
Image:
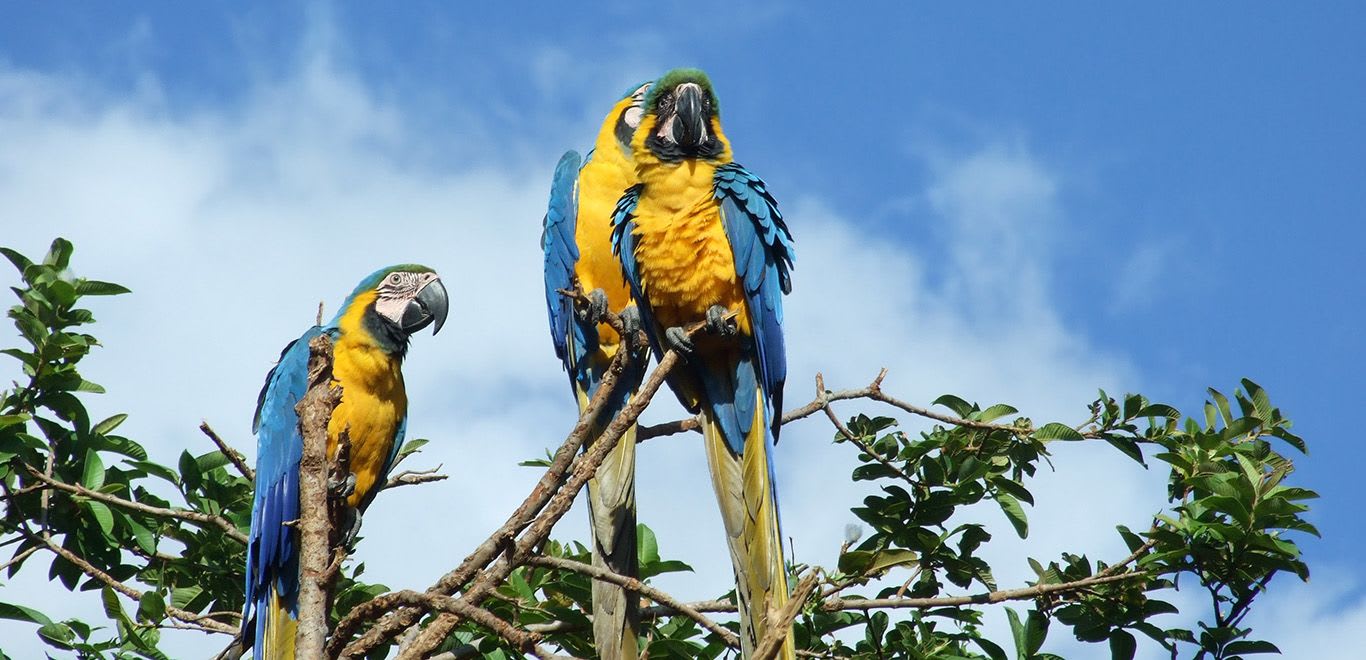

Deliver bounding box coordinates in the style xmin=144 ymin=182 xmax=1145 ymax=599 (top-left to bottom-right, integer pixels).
xmin=200 ymin=420 xmax=254 ymax=481
xmin=395 ymin=339 xmax=686 ymax=659
xmin=20 ymin=462 xmax=248 ymax=544
xmin=26 ymin=529 xmax=237 ymax=634
xmin=330 ymin=309 xmax=644 ymax=657
xmin=382 ymin=466 xmax=448 ymax=490
xmin=294 ymin=333 xmax=343 ymax=658
xmin=525 ymin=555 xmax=741 ymax=648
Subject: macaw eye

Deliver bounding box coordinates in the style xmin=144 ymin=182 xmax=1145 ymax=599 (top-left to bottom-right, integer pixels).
xmin=388 ymin=273 xmax=403 ymax=285
xmin=623 ymin=106 xmax=644 ymax=129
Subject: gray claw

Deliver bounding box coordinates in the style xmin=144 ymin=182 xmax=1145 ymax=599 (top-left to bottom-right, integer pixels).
xmin=619 ymin=306 xmax=645 ymax=351
xmin=664 ymin=326 xmax=694 ymax=354
xmin=328 ymin=473 xmax=357 ymax=499
xmin=339 ymin=507 xmax=362 ymax=549
xmin=579 ymin=288 xmax=609 ymax=322
xmin=706 ymin=305 xmax=736 ymax=336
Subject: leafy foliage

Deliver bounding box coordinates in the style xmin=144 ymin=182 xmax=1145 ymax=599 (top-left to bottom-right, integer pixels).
xmin=0 ymin=239 xmax=1318 ymax=659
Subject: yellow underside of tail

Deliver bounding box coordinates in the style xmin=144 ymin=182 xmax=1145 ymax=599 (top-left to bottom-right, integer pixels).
xmin=577 ymin=381 xmax=640 ymax=660
xmin=702 ymin=389 xmax=793 ymax=660
xmin=263 ymin=588 xmax=297 ymax=659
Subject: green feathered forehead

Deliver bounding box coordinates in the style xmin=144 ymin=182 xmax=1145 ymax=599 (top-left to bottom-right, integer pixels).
xmin=645 ymin=68 xmax=719 ymax=114
xmin=353 ymin=263 xmax=436 ymax=292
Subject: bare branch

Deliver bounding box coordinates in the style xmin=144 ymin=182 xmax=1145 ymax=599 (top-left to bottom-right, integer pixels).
xmin=200 ymin=420 xmax=254 ymax=481
xmin=330 ymin=310 xmax=641 ymax=657
xmin=382 ymin=467 xmax=448 ymax=490
xmin=394 ymin=338 xmax=688 ymax=659
xmin=526 ymin=555 xmax=741 ymax=648
xmin=20 ymin=463 xmax=248 ymax=544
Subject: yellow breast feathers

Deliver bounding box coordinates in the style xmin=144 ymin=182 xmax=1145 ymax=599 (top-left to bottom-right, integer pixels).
xmin=330 ymin=290 xmax=408 ymax=508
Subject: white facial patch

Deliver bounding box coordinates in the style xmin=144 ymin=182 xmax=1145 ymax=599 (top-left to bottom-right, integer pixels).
xmin=374 ymin=271 xmax=437 ymax=324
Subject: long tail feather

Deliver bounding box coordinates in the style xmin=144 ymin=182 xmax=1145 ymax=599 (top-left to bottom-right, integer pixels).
xmin=703 ymin=387 xmax=793 ymax=660
xmin=260 ymin=586 xmax=296 ymax=660
xmin=579 ymin=383 xmax=640 ymax=660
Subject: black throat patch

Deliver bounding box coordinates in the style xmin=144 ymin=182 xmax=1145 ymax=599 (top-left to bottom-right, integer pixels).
xmin=646 ymin=132 xmax=725 ymax=163
xmin=362 ymin=302 xmax=410 ymax=359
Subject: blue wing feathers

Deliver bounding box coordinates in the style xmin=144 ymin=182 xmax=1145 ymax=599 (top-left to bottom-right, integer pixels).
xmin=542 ymin=150 xmax=583 ymax=373
xmin=715 ymin=163 xmax=794 ymax=441
xmin=243 ymin=325 xmax=328 ymax=646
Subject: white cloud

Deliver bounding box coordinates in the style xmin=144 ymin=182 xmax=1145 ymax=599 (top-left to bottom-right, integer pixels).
xmin=0 ymin=17 xmax=1325 ymax=660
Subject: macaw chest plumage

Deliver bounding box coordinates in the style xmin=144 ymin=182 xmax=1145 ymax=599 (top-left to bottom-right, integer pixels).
xmin=632 ymin=167 xmax=753 ymax=337
xmin=328 ymin=339 xmax=407 ymax=509
xmin=575 ymin=158 xmax=638 ymax=358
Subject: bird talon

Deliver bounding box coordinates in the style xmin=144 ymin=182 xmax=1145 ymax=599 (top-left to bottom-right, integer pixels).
xmin=339 ymin=507 xmax=362 ymax=549
xmin=328 ymin=473 xmax=357 ymax=499
xmin=620 ymin=306 xmax=646 ymax=352
xmin=579 ymin=288 xmax=609 ymax=323
xmin=665 ymin=326 xmax=694 ymax=354
xmin=706 ymin=305 xmax=736 ymax=336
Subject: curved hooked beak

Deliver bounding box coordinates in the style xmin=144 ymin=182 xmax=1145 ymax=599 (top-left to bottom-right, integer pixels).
xmin=401 ymin=278 xmax=449 ymax=335
xmin=674 ymin=82 xmax=709 ymax=147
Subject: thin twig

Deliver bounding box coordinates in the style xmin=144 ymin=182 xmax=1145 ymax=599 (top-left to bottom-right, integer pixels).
xmin=526 ymin=555 xmax=741 ymax=648
xmin=200 ymin=421 xmax=254 ymax=481
xmin=383 ymin=467 xmax=448 ymax=490
xmin=20 ymin=463 xmax=247 ymax=544
xmin=27 ymin=530 xmax=237 ymax=634
xmin=817 ymin=373 xmax=916 ymax=486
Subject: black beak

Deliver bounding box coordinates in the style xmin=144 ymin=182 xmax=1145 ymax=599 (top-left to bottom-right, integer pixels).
xmin=401 ymin=278 xmax=449 ymax=335
xmin=674 ymin=83 xmax=708 ymax=147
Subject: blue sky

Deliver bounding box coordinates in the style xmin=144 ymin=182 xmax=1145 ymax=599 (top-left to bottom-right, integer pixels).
xmin=2 ymin=3 xmax=1362 ymax=657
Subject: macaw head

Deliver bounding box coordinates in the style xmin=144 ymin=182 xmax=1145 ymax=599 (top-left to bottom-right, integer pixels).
xmin=332 ymin=264 xmax=449 ymax=355
xmin=640 ymin=68 xmax=726 ymax=162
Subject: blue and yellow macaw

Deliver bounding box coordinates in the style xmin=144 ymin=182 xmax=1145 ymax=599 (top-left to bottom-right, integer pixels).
xmin=611 ymin=69 xmax=795 ymax=659
xmin=542 ymin=81 xmax=651 ymax=660
xmin=241 ymin=265 xmax=448 ymax=659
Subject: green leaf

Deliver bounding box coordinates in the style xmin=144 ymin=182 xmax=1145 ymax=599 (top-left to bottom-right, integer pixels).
xmin=137 ymin=591 xmax=166 ymax=623
xmin=82 ymin=448 xmax=105 ymax=490
xmin=1209 ymin=388 xmax=1234 ymax=426
xmin=85 ymin=501 xmax=115 ymax=537
xmin=991 ymin=477 xmax=1035 ymax=506
xmin=637 ymin=524 xmax=660 ymax=566
xmin=179 ymin=450 xmax=201 ymax=492
xmin=1226 ymin=640 xmax=1281 ymax=654
xmin=1005 ymin=607 xmax=1026 ymax=659
xmin=100 ymin=586 xmax=123 ymax=620
xmin=977 ymin=404 xmax=1019 ymax=423
xmin=72 ymin=279 xmax=131 ymax=296
xmin=1034 ymin=422 xmax=1084 ymax=441
xmin=994 ymin=492 xmax=1029 ymax=538
xmin=1108 ymin=630 xmax=1136 ymax=660
xmin=36 ymin=621 xmax=75 ymax=648
xmin=933 ymin=394 xmax=974 ymax=418
xmin=0 ymin=247 xmax=34 ymax=274
xmin=92 ymin=413 xmax=128 ymax=435
xmin=0 ymin=601 xmax=53 ymax=625
xmin=1135 ymin=403 xmax=1180 ymax=419
xmin=43 ymin=238 xmax=74 ymax=270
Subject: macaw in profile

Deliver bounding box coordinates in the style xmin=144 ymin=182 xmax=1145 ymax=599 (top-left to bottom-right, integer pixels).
xmin=241 ymin=265 xmax=448 ymax=660
xmin=542 ymin=80 xmax=652 ymax=660
xmin=611 ymin=69 xmax=796 ymax=659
